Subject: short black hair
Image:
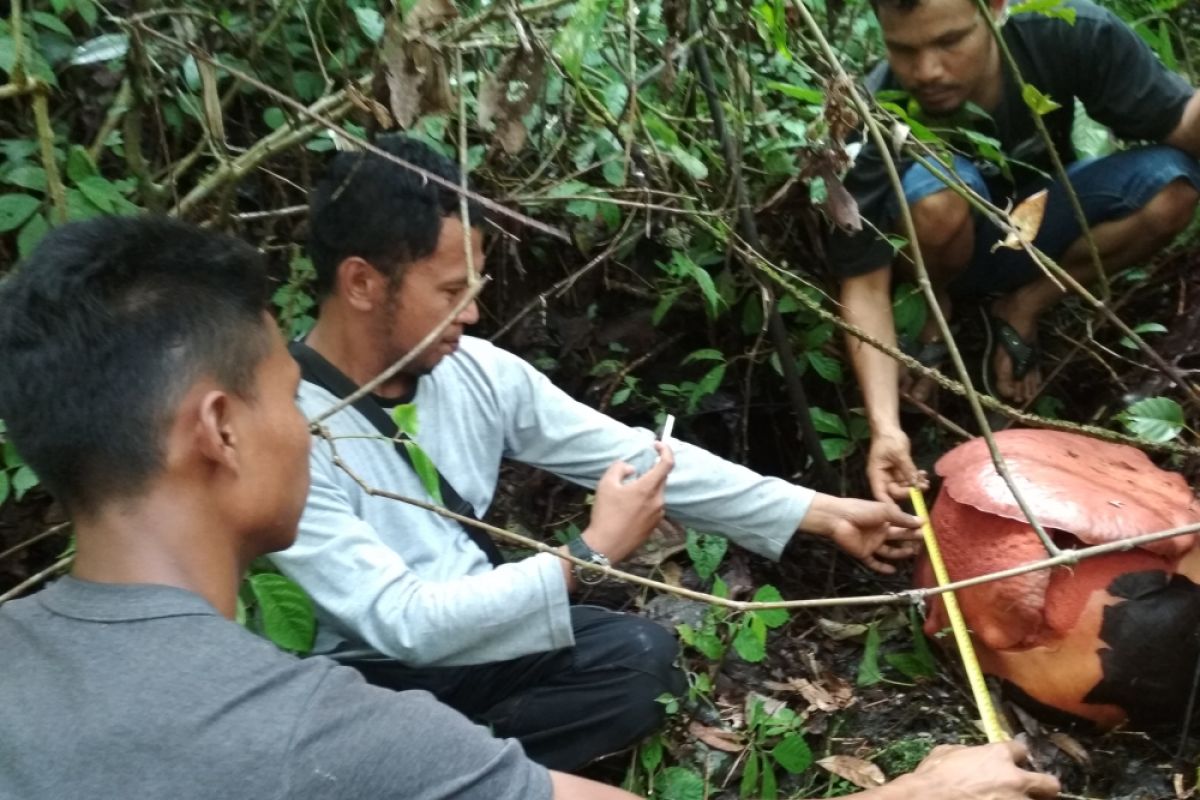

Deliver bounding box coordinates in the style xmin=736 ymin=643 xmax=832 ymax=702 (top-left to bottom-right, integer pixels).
xmin=0 ymin=215 xmax=271 ymax=513
xmin=308 ymin=134 xmax=484 ymax=298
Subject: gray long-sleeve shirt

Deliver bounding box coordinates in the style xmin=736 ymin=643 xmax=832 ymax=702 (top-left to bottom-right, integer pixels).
xmin=272 ymin=336 xmax=814 ymax=667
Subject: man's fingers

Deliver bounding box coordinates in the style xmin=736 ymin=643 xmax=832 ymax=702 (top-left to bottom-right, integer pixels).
xmin=601 ymin=461 xmax=636 ymax=486
xmin=862 ymin=555 xmax=896 ymax=574
xmin=645 ymin=441 xmax=675 ymax=482
xmin=1027 ymin=772 xmax=1062 ymax=800
xmin=885 ymin=504 xmax=923 ymax=528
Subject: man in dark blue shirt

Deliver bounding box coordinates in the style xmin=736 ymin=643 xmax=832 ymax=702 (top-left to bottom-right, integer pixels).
xmin=832 ymin=0 xmax=1200 ymax=504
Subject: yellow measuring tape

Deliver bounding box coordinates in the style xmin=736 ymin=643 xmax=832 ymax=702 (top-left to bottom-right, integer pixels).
xmin=909 ymin=487 xmax=1008 ymax=743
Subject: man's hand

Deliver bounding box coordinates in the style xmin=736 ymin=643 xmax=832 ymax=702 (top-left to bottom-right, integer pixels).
xmin=797 ymin=493 xmax=923 ymax=574
xmin=892 ymin=741 xmax=1060 ymax=800
xmin=579 ymin=442 xmax=675 ymax=565
xmin=867 ymin=430 xmax=928 ymax=504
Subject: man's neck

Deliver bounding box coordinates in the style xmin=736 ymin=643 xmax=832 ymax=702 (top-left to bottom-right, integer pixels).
xmin=306 ymin=307 xmax=415 ymax=399
xmin=69 ymin=489 xmax=248 ymax=619
xmin=971 ymin=39 xmax=1005 ymax=113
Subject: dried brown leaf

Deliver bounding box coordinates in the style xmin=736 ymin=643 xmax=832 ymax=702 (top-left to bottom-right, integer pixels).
xmin=817 ymin=755 xmax=886 ymax=789
xmin=993 ymin=189 xmax=1048 ymax=251
xmin=405 ymin=0 xmax=458 ymax=33
xmin=347 ymin=84 xmax=394 ymax=130
xmin=1048 ymin=732 xmax=1090 ymax=766
xmin=687 ymin=721 xmax=745 ymax=753
xmin=198 ymin=60 xmax=225 ymax=145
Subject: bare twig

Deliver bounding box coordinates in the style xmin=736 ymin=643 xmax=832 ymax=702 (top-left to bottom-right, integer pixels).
xmin=0 ymin=555 xmax=72 ymax=605
xmin=0 ymin=522 xmax=69 ymax=564
xmin=309 ymin=278 xmax=490 ymax=424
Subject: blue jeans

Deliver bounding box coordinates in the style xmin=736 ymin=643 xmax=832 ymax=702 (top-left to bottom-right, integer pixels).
xmin=895 ymin=145 xmax=1200 ymax=300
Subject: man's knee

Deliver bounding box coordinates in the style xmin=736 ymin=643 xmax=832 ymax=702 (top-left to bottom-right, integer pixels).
xmin=911 ymin=189 xmax=973 ymax=256
xmin=1141 ymin=179 xmax=1200 ymax=241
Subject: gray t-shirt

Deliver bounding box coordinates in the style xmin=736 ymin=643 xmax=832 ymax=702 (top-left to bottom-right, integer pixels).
xmin=0 ymin=576 xmax=552 ymax=800
xmin=830 ymin=0 xmax=1196 ymax=277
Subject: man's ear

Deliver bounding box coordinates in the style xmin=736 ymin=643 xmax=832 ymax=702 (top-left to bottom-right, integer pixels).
xmin=194 ymin=389 xmax=240 ymax=475
xmin=987 ymin=0 xmax=1007 ymax=19
xmin=336 ymin=256 xmax=385 ymax=312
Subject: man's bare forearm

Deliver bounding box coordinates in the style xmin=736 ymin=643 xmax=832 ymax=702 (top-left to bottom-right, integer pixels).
xmin=841 ymin=269 xmax=902 ymax=436
xmin=1166 ymin=91 xmax=1200 ymax=157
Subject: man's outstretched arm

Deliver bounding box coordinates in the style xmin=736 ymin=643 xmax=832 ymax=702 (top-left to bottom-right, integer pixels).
xmin=840 ymin=266 xmax=923 ymax=504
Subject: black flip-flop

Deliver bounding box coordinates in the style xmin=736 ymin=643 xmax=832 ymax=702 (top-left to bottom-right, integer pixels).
xmin=983 ymin=313 xmax=1039 ymax=397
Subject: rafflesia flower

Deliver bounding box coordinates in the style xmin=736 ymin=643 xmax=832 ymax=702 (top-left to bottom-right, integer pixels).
xmin=915 ymin=429 xmax=1200 ymax=728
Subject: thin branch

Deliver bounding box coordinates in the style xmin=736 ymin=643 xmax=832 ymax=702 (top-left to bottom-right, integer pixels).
xmin=0 ymin=522 xmax=69 ymax=563
xmin=309 ymin=278 xmax=490 ymax=425
xmin=32 ymin=87 xmax=67 ymax=224
xmin=0 ymin=555 xmax=72 ymax=605
xmin=133 ymin=22 xmax=570 ymax=242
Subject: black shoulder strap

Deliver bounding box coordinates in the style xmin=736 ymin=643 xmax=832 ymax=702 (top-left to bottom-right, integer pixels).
xmin=289 ymin=341 xmax=504 ymax=567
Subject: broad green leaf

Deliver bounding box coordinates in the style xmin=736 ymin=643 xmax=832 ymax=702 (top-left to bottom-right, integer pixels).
xmin=248 ymin=573 xmax=316 ymax=653
xmin=30 ymin=10 xmax=74 ymax=36
xmin=893 ymin=283 xmax=928 ymax=341
xmin=12 ymin=465 xmax=38 ymax=500
xmin=672 ymin=252 xmax=722 ymax=318
xmin=391 ymin=403 xmax=420 ymax=436
xmin=821 ymin=437 xmax=853 ymax=461
xmin=686 ymin=529 xmax=727 ymax=581
xmin=17 ymin=213 xmax=49 ymax=257
xmin=354 ymin=7 xmax=386 ymax=43
xmin=0 ymin=471 xmax=9 ymax=506
xmin=751 ymin=585 xmax=790 ymax=628
xmin=809 ymin=407 xmax=848 ymax=437
xmin=764 ymin=80 xmax=824 ymax=105
xmin=0 ymin=194 xmax=40 ymax=233
xmin=740 ymin=750 xmax=761 ymax=798
xmin=692 ymin=364 xmax=726 ymax=403
xmin=772 ymin=734 xmax=814 ymax=774
xmin=403 ymin=440 xmax=445 ymax=505
xmin=1021 ymin=83 xmax=1062 ymax=116
xmin=1118 ymin=322 xmax=1168 ymax=350
xmin=1118 ymin=396 xmax=1184 ymax=443
xmin=857 ymin=623 xmax=884 ymax=686
xmin=640 ymin=734 xmax=663 ymax=772
xmin=263 ymin=107 xmax=287 ymax=130
xmin=67 ymin=146 xmax=98 ymax=184
xmin=806 ymin=351 xmax=843 ymax=383
xmin=655 ymin=766 xmax=705 ymax=800
xmin=668 ymin=145 xmax=709 ymax=180
xmin=555 ymin=0 xmax=612 ymax=79
xmin=760 ymin=760 xmax=778 ymax=800
xmin=602 ymin=159 xmax=626 ymax=187
xmin=69 ymin=32 xmax=129 ymax=65
xmin=76 ymin=177 xmax=121 ymax=213
xmin=732 ymin=614 xmax=767 ymax=662
xmin=886 ymin=651 xmax=937 ymax=680
xmin=683 ymin=348 xmax=725 ymax=364
xmin=3 ymin=165 xmax=47 ymax=192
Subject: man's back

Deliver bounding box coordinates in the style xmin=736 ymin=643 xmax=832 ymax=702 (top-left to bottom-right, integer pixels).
xmin=0 ymin=577 xmax=548 ymax=800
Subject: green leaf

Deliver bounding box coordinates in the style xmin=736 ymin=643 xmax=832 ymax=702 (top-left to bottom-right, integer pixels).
xmin=263 ymin=106 xmax=287 ymax=130
xmin=655 ymin=766 xmax=705 ymax=800
xmin=390 ymin=403 xmax=420 ymax=436
xmin=683 ymin=348 xmax=725 ymax=364
xmin=17 ymin=213 xmax=49 ymax=257
xmin=668 ymin=145 xmax=709 ymax=180
xmin=821 ymin=437 xmax=853 ymax=461
xmin=403 ymin=440 xmax=445 ymax=505
xmin=76 ymin=176 xmax=122 ymax=213
xmin=0 ymin=470 xmax=9 ymax=506
xmin=686 ymin=529 xmax=728 ymax=581
xmin=555 ymin=0 xmax=612 ymax=78
xmin=248 ymin=573 xmax=316 ymax=653
xmin=354 ymin=7 xmax=386 ymax=42
xmin=1118 ymin=396 xmax=1185 ymax=443
xmin=772 ymin=734 xmax=814 ymax=774
xmin=886 ymin=651 xmax=937 ymax=680
xmin=1021 ymin=83 xmax=1062 ymax=116
xmin=0 ymin=194 xmax=40 ymax=233
xmin=30 ymin=10 xmax=74 ymax=36
xmin=640 ymin=734 xmax=663 ymax=773
xmin=740 ymin=750 xmax=761 ymax=798
xmin=1118 ymin=322 xmax=1168 ymax=350
xmin=806 ymin=351 xmax=843 ymax=383
xmin=4 ymin=165 xmax=47 ymax=192
xmin=12 ymin=465 xmax=38 ymax=500
xmin=732 ymin=614 xmax=767 ymax=662
xmin=892 ymin=283 xmax=928 ymax=341
xmin=1009 ymin=0 xmax=1077 ymax=22
xmin=602 ymin=159 xmax=626 ymax=187
xmin=671 ymin=252 xmax=723 ymax=318
xmin=751 ymin=585 xmax=789 ymax=628
xmin=764 ymin=80 xmax=824 ymax=105
xmin=67 ymin=146 xmax=98 ymax=184
xmin=760 ymin=760 xmax=778 ymax=800
xmin=857 ymin=623 xmax=884 ymax=686
xmin=69 ymin=32 xmax=129 ymax=65
xmin=809 ymin=407 xmax=848 ymax=437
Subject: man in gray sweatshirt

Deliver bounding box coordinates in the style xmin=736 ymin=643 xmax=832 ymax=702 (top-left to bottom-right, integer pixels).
xmin=274 ymin=135 xmax=927 ymax=770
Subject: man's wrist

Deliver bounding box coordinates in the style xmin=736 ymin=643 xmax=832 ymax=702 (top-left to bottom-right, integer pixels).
xmin=796 ymin=493 xmax=840 ymax=539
